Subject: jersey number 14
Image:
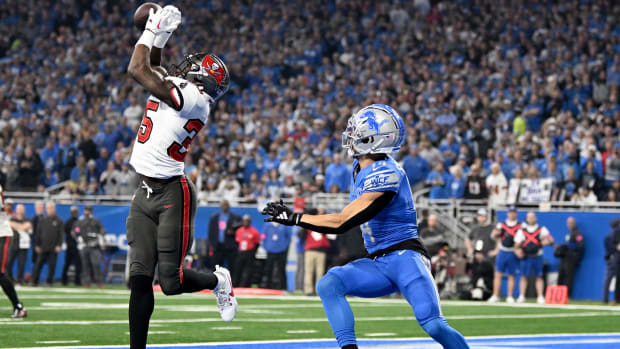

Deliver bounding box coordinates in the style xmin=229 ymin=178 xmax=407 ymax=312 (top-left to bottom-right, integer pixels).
xmin=137 ymin=100 xmax=205 ymax=162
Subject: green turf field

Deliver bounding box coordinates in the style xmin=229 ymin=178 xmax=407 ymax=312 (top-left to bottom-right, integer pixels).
xmin=1 ymin=286 xmax=619 ymax=348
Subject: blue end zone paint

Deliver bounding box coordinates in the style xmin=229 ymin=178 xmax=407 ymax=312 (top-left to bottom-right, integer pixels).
xmin=49 ymin=334 xmax=620 ymax=349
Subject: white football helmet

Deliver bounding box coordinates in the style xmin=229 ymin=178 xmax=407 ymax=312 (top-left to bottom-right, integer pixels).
xmin=342 ymin=104 xmax=406 ymax=157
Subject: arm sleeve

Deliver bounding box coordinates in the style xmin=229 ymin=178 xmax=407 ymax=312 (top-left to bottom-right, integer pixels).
xmin=297 ymin=191 xmax=396 ymax=235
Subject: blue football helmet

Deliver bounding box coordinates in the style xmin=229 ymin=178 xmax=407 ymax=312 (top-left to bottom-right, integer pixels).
xmin=341 ymin=104 xmax=406 ymax=157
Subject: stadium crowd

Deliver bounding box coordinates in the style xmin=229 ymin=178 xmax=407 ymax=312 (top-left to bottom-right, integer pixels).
xmin=0 ymin=0 xmax=619 ymax=205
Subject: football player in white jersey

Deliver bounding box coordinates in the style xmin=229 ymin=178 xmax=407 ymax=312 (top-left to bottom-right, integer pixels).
xmin=0 ymin=186 xmax=26 ymax=318
xmin=126 ymin=6 xmax=236 ymax=348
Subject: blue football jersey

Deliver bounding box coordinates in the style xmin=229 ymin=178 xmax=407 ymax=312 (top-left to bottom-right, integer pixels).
xmin=350 ymin=156 xmax=419 ymax=254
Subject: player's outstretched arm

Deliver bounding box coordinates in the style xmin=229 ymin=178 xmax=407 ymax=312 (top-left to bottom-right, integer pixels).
xmin=128 ymin=6 xmax=182 ymax=109
xmin=262 ymin=191 xmax=395 ymax=234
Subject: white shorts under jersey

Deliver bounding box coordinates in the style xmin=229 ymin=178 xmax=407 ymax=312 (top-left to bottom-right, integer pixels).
xmin=130 ymin=76 xmax=213 ymax=179
xmin=0 ymin=186 xmax=12 ymax=238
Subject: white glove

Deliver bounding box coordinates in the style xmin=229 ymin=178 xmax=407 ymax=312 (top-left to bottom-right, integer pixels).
xmin=153 ymin=6 xmax=182 ymax=48
xmin=137 ymin=6 xmax=182 ymax=50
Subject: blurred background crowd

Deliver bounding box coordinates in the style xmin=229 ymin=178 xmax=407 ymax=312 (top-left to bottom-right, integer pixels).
xmin=0 ymin=0 xmax=619 ymax=205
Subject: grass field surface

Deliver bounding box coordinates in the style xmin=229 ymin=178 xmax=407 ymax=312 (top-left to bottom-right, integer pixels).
xmin=1 ymin=286 xmax=619 ymax=348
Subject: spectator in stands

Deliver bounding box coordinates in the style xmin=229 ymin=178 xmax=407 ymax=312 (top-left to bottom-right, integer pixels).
xmin=465 ymin=209 xmax=496 ymax=260
xmin=515 ymin=212 xmax=555 ymax=304
xmin=117 ymin=162 xmax=136 ymax=196
xmin=608 ymin=180 xmax=620 ymax=202
xmin=217 ymin=173 xmax=241 ymax=204
xmin=402 ymin=144 xmax=430 ymax=191
xmin=8 ymin=204 xmax=32 ymax=285
xmin=324 ymin=153 xmax=348 ymax=193
xmin=17 ymin=146 xmax=43 ymax=192
xmin=556 ymin=217 xmax=584 ymax=297
xmin=449 ymin=167 xmax=466 ymax=199
xmin=261 ymin=220 xmax=292 ymax=290
xmin=32 ymin=202 xmax=63 ymax=286
xmin=62 ymin=206 xmax=81 ymax=286
xmin=486 ymin=163 xmax=508 ymax=207
xmin=426 ymin=163 xmax=451 ymax=200
xmin=100 ymin=161 xmax=120 ymax=195
xmin=208 ymin=200 xmax=241 ymax=274
xmin=581 ymin=160 xmax=603 ymax=198
xmin=0 ymin=0 xmax=618 ymax=206
xmin=554 ymin=167 xmax=580 ymax=201
xmin=464 ymin=164 xmax=488 ymax=200
xmin=605 ymin=144 xmax=620 ymax=187
xmin=234 ymin=215 xmax=260 ymax=287
xmin=420 ymin=214 xmax=446 ymax=257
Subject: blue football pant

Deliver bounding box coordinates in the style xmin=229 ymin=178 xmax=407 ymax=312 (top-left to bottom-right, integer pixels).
xmin=316 ymin=250 xmax=468 ymax=348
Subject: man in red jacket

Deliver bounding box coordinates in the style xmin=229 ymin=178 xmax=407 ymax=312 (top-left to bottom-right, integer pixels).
xmin=234 ymin=215 xmax=260 ymax=287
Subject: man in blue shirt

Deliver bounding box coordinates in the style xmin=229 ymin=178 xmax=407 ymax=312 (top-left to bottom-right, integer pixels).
xmin=426 ymin=162 xmax=452 ymax=199
xmin=522 ymin=95 xmax=544 ymax=132
xmin=261 ymin=221 xmax=293 ymax=290
xmin=402 ymin=144 xmax=430 ymax=189
xmin=324 ymin=153 xmax=349 ymax=193
xmin=263 ymin=104 xmax=468 ymax=349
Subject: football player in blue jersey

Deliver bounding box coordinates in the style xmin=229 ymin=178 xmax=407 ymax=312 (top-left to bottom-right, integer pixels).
xmin=262 ymin=104 xmax=469 ymax=349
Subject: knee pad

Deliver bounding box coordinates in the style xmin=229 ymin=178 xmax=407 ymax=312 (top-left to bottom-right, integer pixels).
xmin=316 ymin=272 xmax=344 ymax=298
xmin=157 ymin=263 xmax=182 ymax=296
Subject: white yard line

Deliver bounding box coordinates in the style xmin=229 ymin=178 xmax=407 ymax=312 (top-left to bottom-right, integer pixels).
xmin=34 ymin=341 xmax=80 ymax=344
xmin=1 ymin=311 xmax=618 ymax=325
xmin=363 ymin=333 xmax=396 ymax=337
xmin=286 ymin=330 xmax=318 ymax=334
xmin=14 ymin=287 xmax=620 ymax=312
xmin=210 ymin=327 xmax=243 ymax=330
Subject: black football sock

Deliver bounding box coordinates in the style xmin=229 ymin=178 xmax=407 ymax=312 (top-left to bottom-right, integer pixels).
xmin=0 ymin=274 xmax=21 ymax=309
xmin=342 ymin=345 xmax=358 ymax=349
xmin=181 ymin=269 xmax=218 ymax=293
xmin=129 ymin=275 xmax=154 ymax=349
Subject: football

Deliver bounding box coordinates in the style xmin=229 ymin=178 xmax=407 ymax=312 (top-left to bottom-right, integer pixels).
xmin=133 ymin=2 xmax=162 ymax=30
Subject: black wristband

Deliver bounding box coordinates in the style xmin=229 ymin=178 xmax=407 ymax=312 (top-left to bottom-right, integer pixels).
xmin=292 ymin=213 xmax=303 ymax=225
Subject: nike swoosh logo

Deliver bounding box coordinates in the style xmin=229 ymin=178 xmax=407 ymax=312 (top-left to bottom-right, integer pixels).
xmin=157 ymin=19 xmax=162 ymax=29
xmin=164 ymin=204 xmax=174 ymax=209
xmin=398 ymin=250 xmax=406 ymax=256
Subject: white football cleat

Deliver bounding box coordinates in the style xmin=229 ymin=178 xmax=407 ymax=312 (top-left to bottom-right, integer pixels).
xmin=487 ymin=295 xmax=499 ymax=303
xmin=537 ymin=296 xmax=546 ymax=304
xmin=517 ymin=295 xmax=526 ymax=303
xmin=506 ymin=296 xmax=515 ymax=303
xmin=213 ymin=265 xmax=237 ymax=322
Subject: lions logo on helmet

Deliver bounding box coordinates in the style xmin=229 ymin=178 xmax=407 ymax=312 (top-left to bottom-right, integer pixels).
xmin=342 ymin=104 xmax=405 ymax=157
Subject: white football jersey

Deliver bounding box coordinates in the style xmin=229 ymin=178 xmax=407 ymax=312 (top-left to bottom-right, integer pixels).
xmin=130 ymin=76 xmax=213 ymax=179
xmin=0 ymin=185 xmax=12 ymax=238
xmin=486 ymin=173 xmax=508 ymax=206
